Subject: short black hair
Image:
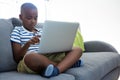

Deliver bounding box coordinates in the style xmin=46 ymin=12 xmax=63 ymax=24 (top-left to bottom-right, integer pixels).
xmin=20 ymin=3 xmax=37 ymax=13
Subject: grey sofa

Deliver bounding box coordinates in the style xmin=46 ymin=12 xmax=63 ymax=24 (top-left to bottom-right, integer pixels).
xmin=0 ymin=18 xmax=120 ymax=80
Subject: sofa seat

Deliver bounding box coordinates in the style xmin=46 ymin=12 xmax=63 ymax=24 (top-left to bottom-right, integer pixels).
xmin=0 ymin=71 xmax=75 ymax=80
xmin=66 ymin=52 xmax=120 ymax=80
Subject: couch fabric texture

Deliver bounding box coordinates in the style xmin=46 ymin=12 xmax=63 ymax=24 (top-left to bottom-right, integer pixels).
xmin=0 ymin=18 xmax=120 ymax=80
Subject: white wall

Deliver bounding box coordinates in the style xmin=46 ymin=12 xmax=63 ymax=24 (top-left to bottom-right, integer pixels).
xmin=0 ymin=0 xmax=46 ymax=22
xmin=46 ymin=0 xmax=120 ymax=53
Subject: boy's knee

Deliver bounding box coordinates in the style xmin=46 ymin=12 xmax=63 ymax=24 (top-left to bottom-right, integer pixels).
xmin=73 ymin=47 xmax=82 ymax=52
xmin=24 ymin=53 xmax=37 ymax=64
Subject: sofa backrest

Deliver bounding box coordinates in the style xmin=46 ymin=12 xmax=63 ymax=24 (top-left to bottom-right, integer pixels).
xmin=0 ymin=19 xmax=17 ymax=72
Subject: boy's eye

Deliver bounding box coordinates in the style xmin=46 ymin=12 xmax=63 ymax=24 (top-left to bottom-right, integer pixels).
xmin=26 ymin=17 xmax=32 ymax=20
xmin=34 ymin=16 xmax=38 ymax=20
xmin=26 ymin=16 xmax=37 ymax=20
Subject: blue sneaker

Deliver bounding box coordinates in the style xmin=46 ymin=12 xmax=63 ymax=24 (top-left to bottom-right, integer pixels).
xmin=44 ymin=64 xmax=59 ymax=78
xmin=44 ymin=64 xmax=54 ymax=77
xmin=50 ymin=66 xmax=59 ymax=77
xmin=71 ymin=59 xmax=83 ymax=68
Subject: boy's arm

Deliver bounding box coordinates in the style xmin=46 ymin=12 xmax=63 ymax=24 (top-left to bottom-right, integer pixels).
xmin=11 ymin=36 xmax=40 ymax=63
xmin=11 ymin=41 xmax=30 ymax=63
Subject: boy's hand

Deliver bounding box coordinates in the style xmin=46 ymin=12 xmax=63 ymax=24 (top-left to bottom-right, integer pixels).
xmin=28 ymin=35 xmax=41 ymax=45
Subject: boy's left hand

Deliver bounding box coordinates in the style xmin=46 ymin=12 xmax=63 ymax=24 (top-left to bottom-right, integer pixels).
xmin=28 ymin=35 xmax=41 ymax=45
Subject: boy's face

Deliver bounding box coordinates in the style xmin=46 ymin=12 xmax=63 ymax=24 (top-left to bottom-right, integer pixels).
xmin=20 ymin=8 xmax=38 ymax=31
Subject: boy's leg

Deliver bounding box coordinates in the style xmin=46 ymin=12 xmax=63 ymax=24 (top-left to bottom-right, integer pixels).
xmin=57 ymin=47 xmax=83 ymax=73
xmin=23 ymin=53 xmax=60 ymax=78
xmin=24 ymin=53 xmax=57 ymax=73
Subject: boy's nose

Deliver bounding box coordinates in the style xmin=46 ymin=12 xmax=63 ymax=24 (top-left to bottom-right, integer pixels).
xmin=31 ymin=19 xmax=36 ymax=23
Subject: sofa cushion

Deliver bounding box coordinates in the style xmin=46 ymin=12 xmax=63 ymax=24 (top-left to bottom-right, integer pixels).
xmin=10 ymin=18 xmax=22 ymax=27
xmin=0 ymin=71 xmax=75 ymax=80
xmin=0 ymin=19 xmax=17 ymax=72
xmin=66 ymin=52 xmax=120 ymax=80
xmin=102 ymin=67 xmax=120 ymax=80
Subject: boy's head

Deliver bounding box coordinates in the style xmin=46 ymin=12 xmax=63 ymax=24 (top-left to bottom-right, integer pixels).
xmin=19 ymin=3 xmax=38 ymax=31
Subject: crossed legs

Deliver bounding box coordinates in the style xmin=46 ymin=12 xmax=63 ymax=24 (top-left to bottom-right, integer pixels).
xmin=24 ymin=47 xmax=82 ymax=77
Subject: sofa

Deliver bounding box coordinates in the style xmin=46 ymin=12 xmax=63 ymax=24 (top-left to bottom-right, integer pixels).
xmin=0 ymin=18 xmax=120 ymax=80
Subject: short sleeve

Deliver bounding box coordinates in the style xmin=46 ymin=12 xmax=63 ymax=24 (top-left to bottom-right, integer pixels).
xmin=10 ymin=27 xmax=21 ymax=44
xmin=73 ymin=30 xmax=85 ymax=51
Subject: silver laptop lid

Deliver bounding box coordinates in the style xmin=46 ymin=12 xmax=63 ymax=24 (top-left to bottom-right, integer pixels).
xmin=38 ymin=20 xmax=79 ymax=54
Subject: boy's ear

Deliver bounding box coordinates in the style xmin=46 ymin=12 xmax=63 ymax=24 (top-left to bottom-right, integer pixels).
xmin=19 ymin=14 xmax=22 ymax=20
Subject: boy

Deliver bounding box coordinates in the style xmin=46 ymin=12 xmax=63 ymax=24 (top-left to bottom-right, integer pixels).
xmin=10 ymin=3 xmax=83 ymax=78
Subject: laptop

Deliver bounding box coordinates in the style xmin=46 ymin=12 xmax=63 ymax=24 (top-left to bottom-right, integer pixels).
xmin=38 ymin=20 xmax=79 ymax=54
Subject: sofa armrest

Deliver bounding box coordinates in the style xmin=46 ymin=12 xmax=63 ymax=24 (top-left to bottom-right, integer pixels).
xmin=84 ymin=41 xmax=118 ymax=53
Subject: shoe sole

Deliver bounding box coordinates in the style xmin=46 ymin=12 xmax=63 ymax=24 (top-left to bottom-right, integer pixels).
xmin=45 ymin=64 xmax=54 ymax=77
